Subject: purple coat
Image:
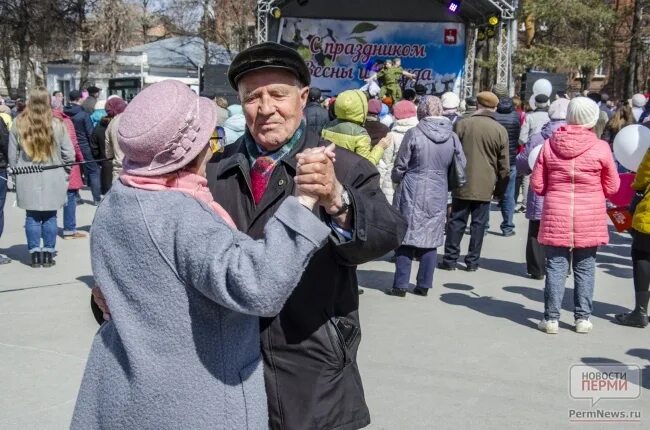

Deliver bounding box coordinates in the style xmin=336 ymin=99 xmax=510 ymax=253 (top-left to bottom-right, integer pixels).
xmin=392 ymin=117 xmax=465 ymax=248
xmin=516 ymin=119 xmax=566 ymax=221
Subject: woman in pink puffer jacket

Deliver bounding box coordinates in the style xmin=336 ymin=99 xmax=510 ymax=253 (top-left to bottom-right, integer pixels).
xmin=531 ymin=97 xmax=620 ymax=335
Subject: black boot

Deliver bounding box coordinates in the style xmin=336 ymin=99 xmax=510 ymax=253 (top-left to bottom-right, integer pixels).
xmin=30 ymin=252 xmax=42 ymax=268
xmin=615 ymin=292 xmax=649 ymax=328
xmin=385 ymin=288 xmax=407 ymax=297
xmin=413 ymin=287 xmax=429 ymax=296
xmin=42 ymin=252 xmax=56 ymax=268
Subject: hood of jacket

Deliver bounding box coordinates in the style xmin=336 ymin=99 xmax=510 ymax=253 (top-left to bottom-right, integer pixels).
xmin=334 ymin=90 xmax=368 ymax=124
xmin=63 ymin=103 xmax=83 ymax=117
xmin=549 ymin=125 xmax=599 ymax=159
xmin=540 ymin=119 xmax=567 ymax=140
xmin=391 ymin=116 xmax=419 ymax=134
xmin=224 ymin=113 xmax=246 ymax=132
xmin=417 ymin=116 xmax=453 ymax=143
xmin=496 ymin=97 xmax=515 ymax=114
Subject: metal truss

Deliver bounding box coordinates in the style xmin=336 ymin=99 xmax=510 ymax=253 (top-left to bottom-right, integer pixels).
xmin=496 ymin=22 xmax=512 ymax=88
xmin=493 ymin=0 xmax=517 ymax=92
xmin=486 ymin=0 xmax=516 ymax=19
xmin=257 ymin=0 xmax=276 ymax=43
xmin=463 ymin=28 xmax=478 ymax=99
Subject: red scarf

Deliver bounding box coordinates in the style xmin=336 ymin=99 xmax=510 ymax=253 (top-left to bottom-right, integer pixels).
xmin=120 ymin=172 xmax=237 ymax=229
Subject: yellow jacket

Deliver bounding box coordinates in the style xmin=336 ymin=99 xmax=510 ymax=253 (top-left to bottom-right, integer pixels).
xmin=632 ymin=149 xmax=650 ymax=234
xmin=0 ymin=112 xmax=12 ymax=130
xmin=321 ymin=90 xmax=384 ymax=165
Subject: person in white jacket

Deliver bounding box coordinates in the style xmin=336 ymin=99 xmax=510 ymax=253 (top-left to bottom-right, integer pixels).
xmin=377 ymin=100 xmax=419 ymax=202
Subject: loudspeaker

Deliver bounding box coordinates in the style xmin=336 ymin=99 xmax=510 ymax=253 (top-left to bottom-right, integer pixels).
xmin=520 ymin=72 xmax=569 ymax=101
xmin=200 ymin=65 xmax=239 ymax=104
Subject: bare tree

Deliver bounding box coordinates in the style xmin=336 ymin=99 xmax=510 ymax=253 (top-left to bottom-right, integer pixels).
xmin=90 ymin=0 xmax=134 ymax=76
xmin=0 ymin=0 xmax=73 ymax=96
xmin=625 ymin=0 xmax=644 ymax=99
xmin=214 ymin=0 xmax=255 ymax=55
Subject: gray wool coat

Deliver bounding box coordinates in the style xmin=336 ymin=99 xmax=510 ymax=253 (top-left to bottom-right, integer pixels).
xmin=8 ymin=119 xmax=74 ymax=211
xmin=392 ymin=117 xmax=465 ymax=249
xmin=71 ymin=182 xmax=330 ymax=430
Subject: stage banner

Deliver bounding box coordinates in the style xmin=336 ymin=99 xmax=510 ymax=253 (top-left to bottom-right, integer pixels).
xmin=278 ymin=18 xmax=466 ymax=96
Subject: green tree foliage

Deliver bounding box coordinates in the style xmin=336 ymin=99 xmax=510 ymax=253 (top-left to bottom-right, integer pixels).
xmin=515 ymin=0 xmax=617 ymax=80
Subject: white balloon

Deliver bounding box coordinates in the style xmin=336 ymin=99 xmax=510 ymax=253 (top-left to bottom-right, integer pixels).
xmin=613 ymin=125 xmax=650 ymax=172
xmin=529 ymin=94 xmax=537 ymax=110
xmin=529 ymin=144 xmax=543 ymax=170
xmin=532 ymin=79 xmax=552 ymax=96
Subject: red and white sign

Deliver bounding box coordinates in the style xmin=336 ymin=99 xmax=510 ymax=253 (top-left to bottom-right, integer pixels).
xmin=444 ymin=29 xmax=458 ymax=45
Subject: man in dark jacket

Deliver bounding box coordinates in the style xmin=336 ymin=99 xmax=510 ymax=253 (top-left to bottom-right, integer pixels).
xmin=492 ymin=84 xmax=521 ymax=236
xmin=213 ymin=43 xmax=405 ymax=430
xmin=82 ymin=85 xmax=101 ymax=113
xmin=304 ymin=87 xmax=329 ymax=137
xmin=439 ymin=91 xmax=509 ymax=271
xmin=64 ymin=90 xmax=101 ymax=205
xmin=93 ymin=42 xmax=406 ymax=430
xmin=0 ymin=118 xmax=10 ymax=264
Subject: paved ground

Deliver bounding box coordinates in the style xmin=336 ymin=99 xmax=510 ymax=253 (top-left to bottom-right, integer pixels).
xmin=0 ymin=188 xmax=648 ymax=429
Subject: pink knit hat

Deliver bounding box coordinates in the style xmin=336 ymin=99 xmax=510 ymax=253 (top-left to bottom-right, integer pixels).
xmin=119 ymin=80 xmax=217 ymax=177
xmin=393 ymin=100 xmax=417 ymax=120
xmin=368 ymin=99 xmax=382 ymax=115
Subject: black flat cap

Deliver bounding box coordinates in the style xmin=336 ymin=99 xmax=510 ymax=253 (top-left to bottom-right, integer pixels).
xmin=535 ymin=94 xmax=549 ymax=104
xmin=228 ymin=42 xmax=311 ymax=90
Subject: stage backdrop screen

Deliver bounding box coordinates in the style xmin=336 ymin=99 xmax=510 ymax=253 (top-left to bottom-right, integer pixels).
xmin=278 ymin=18 xmax=466 ymax=96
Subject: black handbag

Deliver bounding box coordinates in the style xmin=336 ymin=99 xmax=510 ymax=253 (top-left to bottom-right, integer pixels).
xmin=630 ymin=190 xmax=647 ymax=214
xmin=448 ymin=136 xmax=467 ymax=191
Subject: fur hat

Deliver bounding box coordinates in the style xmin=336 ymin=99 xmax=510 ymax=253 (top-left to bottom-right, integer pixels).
xmin=119 ymin=80 xmax=217 ymax=177
xmin=566 ymin=97 xmax=600 ymax=129
xmin=228 ymin=42 xmax=310 ymax=90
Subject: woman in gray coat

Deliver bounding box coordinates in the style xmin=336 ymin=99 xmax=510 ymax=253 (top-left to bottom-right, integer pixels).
xmin=8 ymin=86 xmax=74 ymax=268
xmin=387 ymin=96 xmax=466 ymax=297
xmin=71 ymin=80 xmax=330 ymax=429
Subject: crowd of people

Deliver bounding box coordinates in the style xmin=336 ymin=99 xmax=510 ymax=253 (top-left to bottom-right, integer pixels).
xmin=1 ymin=39 xmax=650 ymax=429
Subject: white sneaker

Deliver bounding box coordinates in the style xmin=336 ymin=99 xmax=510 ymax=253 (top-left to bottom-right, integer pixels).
xmin=575 ymin=319 xmax=593 ymax=334
xmin=538 ymin=319 xmax=559 ymax=334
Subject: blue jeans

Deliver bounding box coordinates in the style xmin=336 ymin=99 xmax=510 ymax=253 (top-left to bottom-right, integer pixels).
xmin=544 ymin=246 xmax=598 ymax=321
xmin=0 ymin=168 xmax=7 ymax=238
xmin=393 ymin=246 xmax=438 ymax=290
xmin=500 ymin=166 xmax=517 ymax=234
xmin=63 ymin=190 xmax=78 ymax=235
xmin=25 ymin=211 xmax=58 ymax=253
xmin=78 ymin=143 xmax=101 ymax=203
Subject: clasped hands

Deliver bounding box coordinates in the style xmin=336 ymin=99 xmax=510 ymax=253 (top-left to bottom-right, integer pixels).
xmin=294 ymin=143 xmax=349 ymax=224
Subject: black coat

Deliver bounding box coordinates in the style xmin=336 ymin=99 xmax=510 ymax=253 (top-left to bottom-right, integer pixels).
xmin=493 ymin=98 xmax=521 ymax=165
xmin=91 ymin=117 xmax=114 ymax=194
xmin=0 ymin=118 xmax=8 ymax=169
xmin=207 ymin=128 xmax=406 ymax=430
xmin=63 ymin=104 xmax=94 ymax=151
xmin=304 ymin=101 xmax=330 ymax=137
